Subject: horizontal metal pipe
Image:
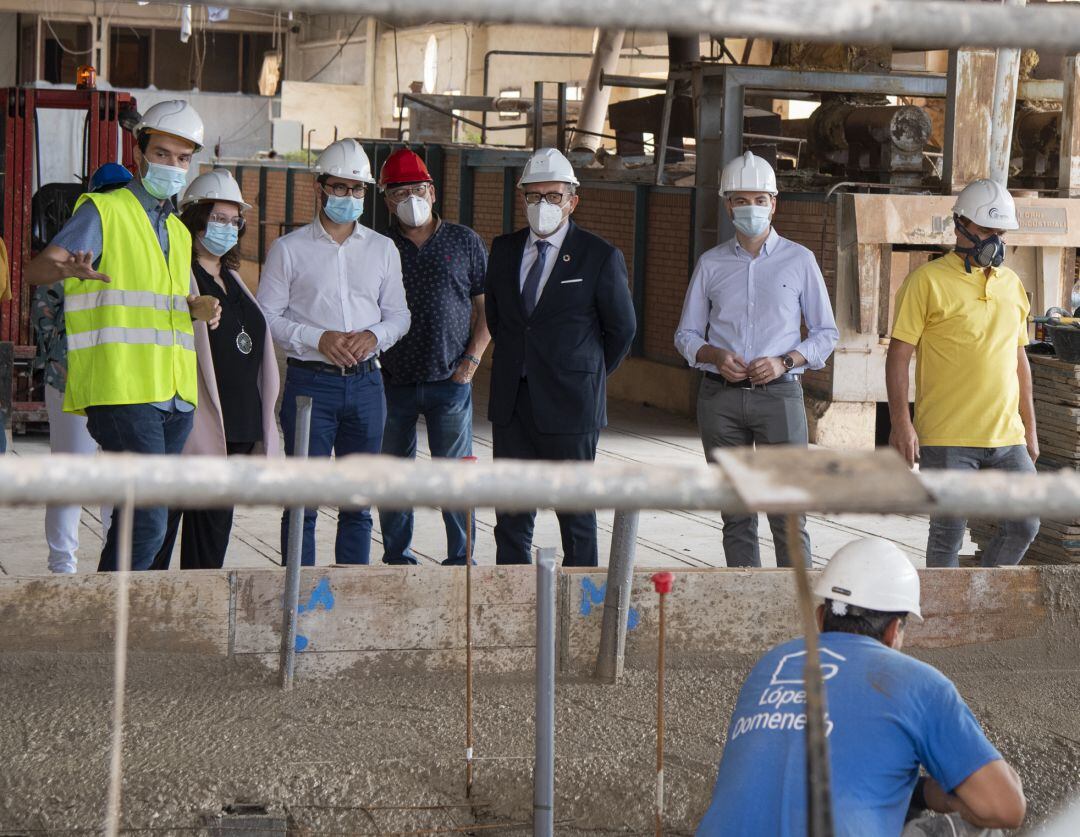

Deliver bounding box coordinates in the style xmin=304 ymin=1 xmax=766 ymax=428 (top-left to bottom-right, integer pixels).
xmin=193 ymin=0 xmax=1080 ymax=52
xmin=1 ymin=454 xmax=1079 ymax=519
xmin=599 ymin=71 xmax=668 ymax=90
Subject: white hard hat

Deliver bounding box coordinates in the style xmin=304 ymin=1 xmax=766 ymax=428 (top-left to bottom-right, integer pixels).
xmin=518 ymin=147 xmax=580 ymax=187
xmin=814 ymin=538 xmax=923 ymax=621
xmin=314 ymin=138 xmax=374 ymax=184
xmin=180 ymin=167 xmax=251 ymax=211
xmin=952 ymin=179 xmax=1018 ymax=231
xmin=720 ymin=150 xmax=777 ymax=196
xmin=135 ymin=100 xmax=204 ymax=151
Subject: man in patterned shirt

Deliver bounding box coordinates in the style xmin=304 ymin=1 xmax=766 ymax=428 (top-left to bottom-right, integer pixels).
xmin=376 ymin=149 xmax=490 ymax=565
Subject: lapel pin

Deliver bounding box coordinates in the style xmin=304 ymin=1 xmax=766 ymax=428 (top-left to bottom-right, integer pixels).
xmin=562 ymin=254 xmax=571 ymax=262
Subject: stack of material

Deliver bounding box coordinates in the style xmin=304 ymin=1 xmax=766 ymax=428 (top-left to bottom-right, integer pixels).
xmin=972 ymin=354 xmax=1080 ymax=563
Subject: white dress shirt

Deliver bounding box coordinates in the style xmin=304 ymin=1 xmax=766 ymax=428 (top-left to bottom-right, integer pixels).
xmin=257 ymin=216 xmax=411 ymax=363
xmin=674 ymin=228 xmax=839 ymax=373
xmin=518 ymin=219 xmax=572 ymax=302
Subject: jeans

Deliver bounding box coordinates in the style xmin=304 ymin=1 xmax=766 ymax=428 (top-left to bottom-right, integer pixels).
xmin=45 ymin=385 xmax=111 ymax=573
xmin=85 ymin=403 xmax=193 ymax=571
xmin=379 ymin=378 xmax=475 ymax=565
xmin=920 ymin=444 xmax=1039 ymax=567
xmin=279 ymin=365 xmax=386 ymax=566
xmin=696 ymin=376 xmax=812 ymax=568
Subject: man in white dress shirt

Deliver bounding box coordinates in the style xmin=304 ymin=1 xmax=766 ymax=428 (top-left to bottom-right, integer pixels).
xmin=674 ymin=152 xmax=838 ymax=568
xmin=257 ymin=139 xmax=410 ymax=565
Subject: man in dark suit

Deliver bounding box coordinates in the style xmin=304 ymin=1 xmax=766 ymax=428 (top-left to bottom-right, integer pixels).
xmin=485 ymin=148 xmax=636 ymax=566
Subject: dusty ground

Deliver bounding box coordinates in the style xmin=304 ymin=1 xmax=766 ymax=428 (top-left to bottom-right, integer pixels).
xmin=0 ymin=634 xmax=1078 ymax=836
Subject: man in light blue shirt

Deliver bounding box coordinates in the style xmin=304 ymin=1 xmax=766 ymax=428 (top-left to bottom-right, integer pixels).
xmin=675 ymin=152 xmax=838 ymax=567
xmin=696 ymin=538 xmax=1026 ymax=836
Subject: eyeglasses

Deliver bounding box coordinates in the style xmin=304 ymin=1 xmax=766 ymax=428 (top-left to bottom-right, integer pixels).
xmin=523 ymin=191 xmax=570 ymax=206
xmin=385 ymin=183 xmax=431 ymax=202
xmin=322 ymin=182 xmax=367 ymax=199
xmin=208 ymin=213 xmax=245 ymax=230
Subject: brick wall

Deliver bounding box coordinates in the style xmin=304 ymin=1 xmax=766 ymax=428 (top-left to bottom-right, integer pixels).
xmin=262 ymin=168 xmax=288 ymax=257
xmin=237 ymin=167 xmax=261 ymax=263
xmin=643 ymin=191 xmax=693 ymax=365
xmin=471 ymin=170 xmax=505 ymax=247
xmin=773 ymin=197 xmax=838 ymax=395
xmin=573 ymin=187 xmax=637 ymax=287
xmin=441 ymin=152 xmax=461 ymax=224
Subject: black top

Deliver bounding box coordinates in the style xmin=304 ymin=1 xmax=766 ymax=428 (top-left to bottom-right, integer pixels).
xmin=381 ymin=218 xmax=488 ymax=385
xmin=193 ymin=261 xmax=266 ymax=444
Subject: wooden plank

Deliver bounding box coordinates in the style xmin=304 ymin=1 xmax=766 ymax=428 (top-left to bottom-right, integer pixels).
xmin=0 ymin=572 xmax=231 ymax=654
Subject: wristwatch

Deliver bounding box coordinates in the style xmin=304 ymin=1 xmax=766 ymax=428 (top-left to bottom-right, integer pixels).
xmin=781 ymin=354 xmax=796 ymax=371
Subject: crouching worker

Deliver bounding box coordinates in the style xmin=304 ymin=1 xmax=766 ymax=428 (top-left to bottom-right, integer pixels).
xmin=695 ymin=538 xmax=1026 ymax=836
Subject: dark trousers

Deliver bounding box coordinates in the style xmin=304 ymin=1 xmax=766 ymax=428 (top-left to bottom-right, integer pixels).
xmin=697 ymin=376 xmax=812 ymax=568
xmin=491 ymin=381 xmax=599 ymax=566
xmin=279 ymin=365 xmax=386 ymax=566
xmin=153 ymin=441 xmax=256 ymax=570
xmin=85 ymin=403 xmax=194 ymax=571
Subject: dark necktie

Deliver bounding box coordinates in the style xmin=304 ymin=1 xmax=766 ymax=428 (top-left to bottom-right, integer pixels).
xmin=522 ymin=240 xmax=550 ymax=317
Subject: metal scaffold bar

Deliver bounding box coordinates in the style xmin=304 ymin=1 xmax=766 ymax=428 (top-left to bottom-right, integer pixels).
xmin=194 ymin=0 xmax=1080 ymax=52
xmin=2 ymin=449 xmax=1080 ymax=519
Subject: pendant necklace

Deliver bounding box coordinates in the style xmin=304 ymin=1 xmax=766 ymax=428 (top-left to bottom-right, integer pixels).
xmin=222 ymin=270 xmax=253 ymax=355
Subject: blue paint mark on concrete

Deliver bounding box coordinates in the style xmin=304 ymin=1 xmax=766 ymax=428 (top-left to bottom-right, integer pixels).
xmin=294 ymin=577 xmax=335 ymax=653
xmin=297 ymin=577 xmax=335 ymax=615
xmin=580 ymin=577 xmax=605 ymax=616
xmin=579 ymin=577 xmax=640 ymax=631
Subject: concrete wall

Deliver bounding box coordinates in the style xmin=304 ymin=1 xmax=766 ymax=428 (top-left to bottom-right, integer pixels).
xmin=0 ymin=565 xmax=1053 ymax=678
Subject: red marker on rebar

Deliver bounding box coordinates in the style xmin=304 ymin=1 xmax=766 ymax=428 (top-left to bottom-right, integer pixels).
xmin=651 ymin=571 xmax=674 ymax=837
xmin=463 ymin=455 xmax=478 ymax=798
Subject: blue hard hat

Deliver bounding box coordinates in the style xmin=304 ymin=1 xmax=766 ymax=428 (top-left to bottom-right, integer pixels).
xmin=89 ymin=163 xmax=133 ymax=193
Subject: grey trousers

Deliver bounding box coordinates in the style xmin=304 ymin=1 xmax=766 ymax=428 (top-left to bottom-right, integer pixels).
xmin=919 ymin=444 xmax=1039 ymax=567
xmin=697 ymin=376 xmax=812 ymax=568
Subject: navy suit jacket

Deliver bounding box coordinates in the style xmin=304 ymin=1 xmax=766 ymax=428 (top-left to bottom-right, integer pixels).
xmin=484 ymin=220 xmax=636 ymax=434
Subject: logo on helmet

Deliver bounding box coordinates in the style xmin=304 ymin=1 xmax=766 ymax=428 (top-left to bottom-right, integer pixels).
xmin=988 ymin=207 xmax=1000 ymax=218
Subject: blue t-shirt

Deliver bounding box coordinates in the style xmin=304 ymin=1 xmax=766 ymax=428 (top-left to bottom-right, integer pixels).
xmin=380 ymin=218 xmax=487 ymax=385
xmin=696 ymin=633 xmax=1001 ymax=837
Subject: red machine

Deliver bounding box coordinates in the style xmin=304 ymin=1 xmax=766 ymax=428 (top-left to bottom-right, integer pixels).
xmin=0 ymin=86 xmax=138 ymax=432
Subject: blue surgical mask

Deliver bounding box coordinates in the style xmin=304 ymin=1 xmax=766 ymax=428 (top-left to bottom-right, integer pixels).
xmin=142 ymin=162 xmax=189 ymax=200
xmin=732 ymin=204 xmax=772 ymax=237
xmin=201 ymin=221 xmax=238 ymax=257
xmin=324 ymin=194 xmax=364 ymax=225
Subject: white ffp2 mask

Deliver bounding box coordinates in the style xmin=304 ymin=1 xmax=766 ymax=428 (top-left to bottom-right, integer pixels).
xmin=527 ymin=201 xmax=565 ymax=237
xmin=395 ymin=195 xmax=432 ymax=228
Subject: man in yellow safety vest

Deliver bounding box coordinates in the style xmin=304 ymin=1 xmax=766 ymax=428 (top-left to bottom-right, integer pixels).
xmin=27 ymin=99 xmax=221 ymax=571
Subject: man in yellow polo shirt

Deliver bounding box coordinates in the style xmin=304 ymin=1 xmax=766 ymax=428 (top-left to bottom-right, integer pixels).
xmin=886 ymin=179 xmax=1039 ymax=567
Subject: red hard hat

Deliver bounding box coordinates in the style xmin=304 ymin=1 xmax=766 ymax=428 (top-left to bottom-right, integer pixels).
xmin=379 ymin=149 xmax=432 ymax=190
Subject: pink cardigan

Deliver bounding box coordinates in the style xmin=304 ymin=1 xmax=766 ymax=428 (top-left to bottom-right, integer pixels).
xmin=184 ymin=269 xmax=281 ymax=457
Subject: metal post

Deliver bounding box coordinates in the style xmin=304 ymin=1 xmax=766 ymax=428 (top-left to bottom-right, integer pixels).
xmin=533 ymin=81 xmax=545 ymax=151
xmin=104 ymin=490 xmax=135 ymax=837
xmin=280 ymin=395 xmax=314 ymax=689
xmin=651 ymin=572 xmax=673 ymax=837
xmin=533 ymin=546 xmax=557 ymax=837
xmin=463 ymin=455 xmax=477 ymax=798
xmin=556 ymin=82 xmax=567 ymax=154
xmin=786 ymin=515 xmax=834 ymax=837
xmin=594 ymin=510 xmax=639 ymax=682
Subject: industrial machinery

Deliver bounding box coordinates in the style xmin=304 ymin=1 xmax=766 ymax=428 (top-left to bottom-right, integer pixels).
xmin=0 ymin=86 xmax=138 ymax=433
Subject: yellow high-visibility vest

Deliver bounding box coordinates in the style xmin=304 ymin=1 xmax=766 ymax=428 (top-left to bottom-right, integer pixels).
xmin=63 ymin=188 xmax=197 ymax=414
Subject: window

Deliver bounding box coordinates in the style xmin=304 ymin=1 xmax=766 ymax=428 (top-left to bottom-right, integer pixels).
xmin=498 ymin=87 xmax=521 ymax=121
xmin=565 ymin=84 xmax=584 ymax=102
xmin=42 ymin=21 xmax=92 ymax=85
xmin=110 ymin=28 xmax=151 ymax=89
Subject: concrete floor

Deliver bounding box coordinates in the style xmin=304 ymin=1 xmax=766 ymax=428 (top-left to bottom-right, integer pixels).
xmin=0 ymin=392 xmax=968 ymax=576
